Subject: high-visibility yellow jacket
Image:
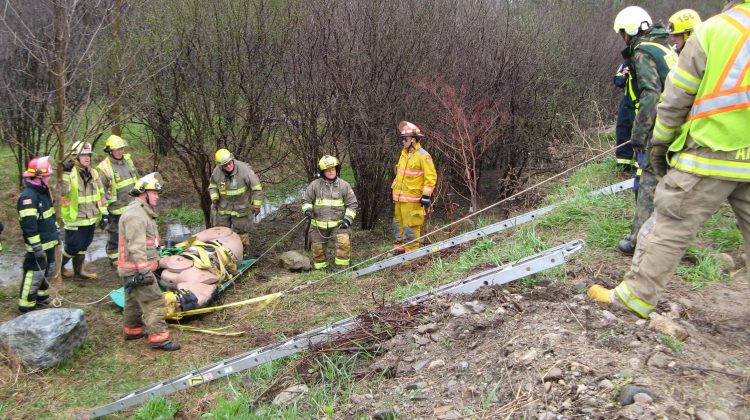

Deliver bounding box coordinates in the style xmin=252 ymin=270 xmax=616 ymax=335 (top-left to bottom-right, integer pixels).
xmin=208 ymin=160 xmax=263 ymax=218
xmin=96 ymin=154 xmax=139 ymax=215
xmin=391 ymin=143 xmax=437 ymax=203
xmin=61 ymin=165 xmax=108 ymax=227
xmin=117 ymin=199 xmax=160 ymax=276
xmin=652 ymin=3 xmax=750 ymax=181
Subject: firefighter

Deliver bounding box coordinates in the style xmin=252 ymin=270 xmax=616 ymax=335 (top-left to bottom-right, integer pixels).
xmin=119 ymin=172 xmax=180 ymax=351
xmin=208 ymin=149 xmax=263 ymax=250
xmin=96 ymin=134 xmax=139 ymax=266
xmin=612 ymin=6 xmax=678 ymax=255
xmin=588 ymin=1 xmax=750 ymax=318
xmin=613 ymin=62 xmax=636 ymax=172
xmin=61 ymin=141 xmax=109 ymax=280
xmin=302 ymin=155 xmax=358 ymax=270
xmin=667 ymin=9 xmax=702 ymax=53
xmin=17 ymin=157 xmax=59 ymax=312
xmin=391 ymin=121 xmax=437 ymax=254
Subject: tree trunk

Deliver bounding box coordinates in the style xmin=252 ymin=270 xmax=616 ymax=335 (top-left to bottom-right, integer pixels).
xmin=51 ymin=0 xmax=67 ymax=287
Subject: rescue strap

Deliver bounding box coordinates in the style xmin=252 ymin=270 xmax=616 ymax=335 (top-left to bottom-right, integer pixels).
xmin=167 ymin=324 xmax=244 ymax=336
xmin=165 ymin=292 xmax=282 ymax=320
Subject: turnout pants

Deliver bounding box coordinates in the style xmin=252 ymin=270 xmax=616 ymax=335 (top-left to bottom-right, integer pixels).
xmin=123 ymin=277 xmax=168 ymax=336
xmin=105 ymin=215 xmax=121 ymax=261
xmin=393 ymin=202 xmax=426 ymax=252
xmin=64 ymin=224 xmax=96 ymax=258
xmin=616 ymin=170 xmax=750 ymax=317
xmin=309 ymin=226 xmax=352 ymax=269
xmin=214 ymin=213 xmax=253 ymax=234
xmin=18 ymin=248 xmax=56 ymax=311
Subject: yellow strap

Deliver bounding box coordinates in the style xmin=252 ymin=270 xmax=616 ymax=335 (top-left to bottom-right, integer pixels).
xmin=165 ymin=292 xmax=282 ymax=320
xmin=167 ymin=324 xmax=244 ymax=336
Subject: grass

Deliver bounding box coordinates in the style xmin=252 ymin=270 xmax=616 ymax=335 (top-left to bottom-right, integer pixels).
xmin=699 ymin=213 xmax=742 ymax=251
xmin=677 ymin=246 xmax=728 ymax=288
xmin=164 ymin=205 xmax=205 ymax=226
xmin=135 ymin=397 xmax=180 ymax=420
xmin=658 ymin=333 xmax=684 ymax=353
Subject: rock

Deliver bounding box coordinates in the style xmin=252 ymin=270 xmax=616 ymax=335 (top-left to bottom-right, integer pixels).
xmin=350 ymin=393 xmax=373 ymax=405
xmin=561 ymin=400 xmax=573 ymax=410
xmin=716 ymin=253 xmax=735 ymax=272
xmin=278 ymin=251 xmax=312 ymax=272
xmin=434 ymin=405 xmax=461 ymax=419
xmin=543 ymin=367 xmax=564 ymax=381
xmin=0 ymin=308 xmax=87 ymax=369
xmin=458 ymin=361 xmax=469 ymax=370
xmin=405 ymin=382 xmax=427 ymax=391
xmin=417 ymin=323 xmax=438 ymax=334
xmin=598 ymin=379 xmax=614 ymax=390
xmin=541 ymin=332 xmax=563 ymax=347
xmin=648 ymin=313 xmax=689 ymax=341
xmin=665 ymin=302 xmax=682 ymax=320
xmin=519 ymin=349 xmax=539 ymax=365
xmin=646 ymin=352 xmax=671 ymax=369
xmin=428 ymin=359 xmax=446 ymax=369
xmin=272 ymin=384 xmax=309 ymax=406
xmin=635 ymin=319 xmax=647 ymax=327
xmin=449 ymin=303 xmax=467 ymax=317
xmin=544 ymin=382 xmax=552 ymax=393
xmin=372 ymin=409 xmax=398 ymax=420
xmin=695 ymin=410 xmax=717 ymax=420
xmin=576 ymin=384 xmax=587 ymax=394
xmin=538 ymin=411 xmax=556 ymax=420
xmin=413 ymin=359 xmax=429 ymax=371
xmin=601 ymin=310 xmax=618 ymax=322
xmin=464 ymin=301 xmax=486 ymax=314
xmin=494 ymin=307 xmax=507 ymax=316
xmin=633 ymin=392 xmax=653 ymax=405
xmin=618 ymin=385 xmax=655 ymax=406
xmin=414 ymin=336 xmax=430 ymax=346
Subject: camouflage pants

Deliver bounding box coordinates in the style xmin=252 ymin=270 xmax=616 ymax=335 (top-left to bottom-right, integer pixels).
xmin=309 ymin=226 xmax=352 ymax=269
xmin=123 ymin=277 xmax=168 ymax=335
xmin=617 ymin=170 xmax=750 ymax=315
xmin=628 ymin=158 xmax=658 ymax=244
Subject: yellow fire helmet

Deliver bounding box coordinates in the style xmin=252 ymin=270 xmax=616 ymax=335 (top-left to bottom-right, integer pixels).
xmin=215 ymin=148 xmax=234 ymax=166
xmin=104 ymin=134 xmax=128 ymax=152
xmin=613 ymin=6 xmax=652 ymax=36
xmin=668 ymin=9 xmax=702 ymax=35
xmin=318 ymin=155 xmax=340 ymax=171
xmin=131 ymin=172 xmax=163 ymax=196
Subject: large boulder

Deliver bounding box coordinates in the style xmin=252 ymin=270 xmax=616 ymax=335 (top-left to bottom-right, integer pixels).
xmin=278 ymin=251 xmax=312 ymax=272
xmin=0 ymin=308 xmax=87 ymax=369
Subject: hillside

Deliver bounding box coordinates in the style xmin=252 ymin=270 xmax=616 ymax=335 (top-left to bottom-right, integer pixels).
xmin=0 ymin=160 xmax=747 ymax=419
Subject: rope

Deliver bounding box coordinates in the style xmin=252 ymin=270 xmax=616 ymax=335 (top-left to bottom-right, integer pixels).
xmin=285 ymin=141 xmax=632 ymax=294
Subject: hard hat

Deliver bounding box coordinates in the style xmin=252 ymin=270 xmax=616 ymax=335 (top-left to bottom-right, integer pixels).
xmin=398 ymin=121 xmax=424 ymax=138
xmin=613 ymin=6 xmax=652 ymax=36
xmin=668 ymin=9 xmax=701 ymax=35
xmin=70 ymin=141 xmax=93 ymax=156
xmin=131 ymin=172 xmax=163 ymax=196
xmin=104 ymin=134 xmax=128 ymax=152
xmin=318 ymin=155 xmax=340 ymax=171
xmin=23 ymin=156 xmax=53 ymax=178
xmin=215 ymin=148 xmax=234 ymax=166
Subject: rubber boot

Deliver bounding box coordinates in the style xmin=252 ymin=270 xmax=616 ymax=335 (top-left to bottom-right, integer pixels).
xmin=150 ymin=339 xmax=181 ymax=351
xmin=617 ymin=236 xmax=635 ymax=255
xmin=73 ymin=255 xmax=97 ymax=280
xmin=123 ymin=326 xmax=146 ymax=341
xmin=587 ymin=284 xmax=615 ymax=303
xmin=61 ymin=256 xmax=73 ymax=278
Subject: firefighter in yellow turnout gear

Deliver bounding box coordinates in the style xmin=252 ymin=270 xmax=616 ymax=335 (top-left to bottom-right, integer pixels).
xmin=391 ymin=121 xmax=437 ymax=254
xmin=61 ymin=141 xmax=108 ymax=280
xmin=588 ymin=1 xmax=750 ymax=318
xmin=208 ymin=149 xmax=263 ymax=249
xmin=119 ymin=173 xmax=180 ymax=351
xmin=302 ymin=156 xmax=358 ymax=270
xmin=96 ymin=135 xmax=140 ymax=265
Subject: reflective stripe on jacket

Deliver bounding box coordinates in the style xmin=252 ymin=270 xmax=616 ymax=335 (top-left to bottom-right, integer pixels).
xmin=96 ymin=155 xmax=139 ymax=215
xmin=653 ymin=4 xmax=750 ymax=181
xmin=61 ymin=166 xmax=108 ymax=227
xmin=302 ymin=177 xmax=358 ymax=227
xmin=117 ymin=199 xmax=160 ymax=276
xmin=207 ymin=160 xmax=263 ymax=217
xmin=17 ymin=182 xmax=59 ymax=252
xmin=391 ymin=143 xmax=437 ymax=202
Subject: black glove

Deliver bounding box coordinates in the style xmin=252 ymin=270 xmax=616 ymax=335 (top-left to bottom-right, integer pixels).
xmin=419 ymin=195 xmax=431 ymax=207
xmin=338 ymin=219 xmax=351 ymax=229
xmin=304 ymin=209 xmax=313 ymax=219
xmin=62 ymin=159 xmax=75 ymax=172
xmin=124 ymin=271 xmax=155 ymax=293
xmin=98 ymin=214 xmax=110 ymax=231
xmin=650 ymin=144 xmax=670 ymax=178
xmin=32 ymin=244 xmax=47 ymax=268
xmin=630 ymin=138 xmax=645 ymax=155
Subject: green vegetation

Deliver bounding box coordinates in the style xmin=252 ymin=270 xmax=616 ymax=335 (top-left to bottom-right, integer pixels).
xmin=677 ymin=246 xmax=728 ymax=288
xmin=699 ymin=213 xmax=742 ymax=251
xmin=164 ymin=205 xmax=205 ymax=226
xmin=658 ymin=333 xmax=684 ymax=353
xmin=135 ymin=398 xmax=180 ymax=420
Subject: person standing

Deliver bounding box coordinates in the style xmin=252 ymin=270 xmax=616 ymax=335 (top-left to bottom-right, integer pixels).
xmin=17 ymin=157 xmax=59 ymax=312
xmin=612 ymin=6 xmax=678 ymax=255
xmin=391 ymin=121 xmax=437 ymax=254
xmin=96 ymin=134 xmax=139 ymax=266
xmin=208 ymin=149 xmax=263 ymax=250
xmin=61 ymin=141 xmax=109 ymax=280
xmin=667 ymin=9 xmax=702 ymax=53
xmin=302 ymin=155 xmax=358 ymax=270
xmin=588 ymin=1 xmax=750 ymax=318
xmin=614 ymin=63 xmax=636 ymax=172
xmin=119 ymin=173 xmax=180 ymax=351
